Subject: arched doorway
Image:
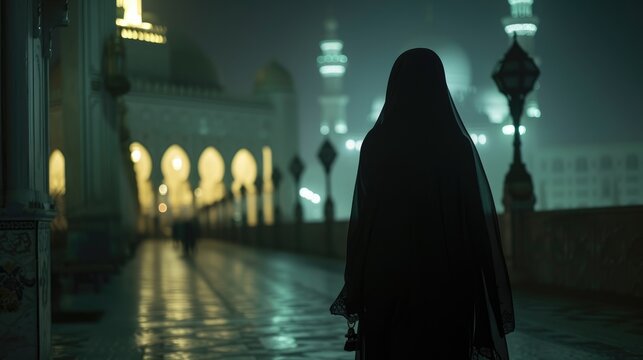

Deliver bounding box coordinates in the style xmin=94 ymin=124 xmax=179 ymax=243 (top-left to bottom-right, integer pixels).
xmin=231 ymin=148 xmax=258 ymax=227
xmin=197 ymin=146 xmax=225 ymax=207
xmin=49 ymin=149 xmax=67 ymax=231
xmin=130 ymin=142 xmax=155 ymax=234
xmin=161 ymin=145 xmax=193 ymax=220
xmin=197 ymin=147 xmax=226 ymax=234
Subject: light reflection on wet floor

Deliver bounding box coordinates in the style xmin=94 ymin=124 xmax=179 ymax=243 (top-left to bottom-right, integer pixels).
xmin=52 ymin=239 xmax=643 ymax=359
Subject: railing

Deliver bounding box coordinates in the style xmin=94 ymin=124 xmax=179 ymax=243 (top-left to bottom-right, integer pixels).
xmin=518 ymin=205 xmax=643 ymax=297
xmin=202 ymin=204 xmax=643 ymax=299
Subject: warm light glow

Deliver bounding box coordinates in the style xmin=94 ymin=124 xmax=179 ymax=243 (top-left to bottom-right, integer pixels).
xmin=116 ymin=0 xmax=167 ymax=44
xmin=172 ymin=157 xmax=183 ymax=171
xmin=504 ymin=23 xmax=538 ymax=36
xmin=194 ymin=188 xmax=202 ymax=197
xmin=158 ymin=203 xmax=168 ymax=213
xmin=115 ymin=18 xmax=152 ymax=30
xmin=129 ymin=142 xmax=152 ymax=181
xmin=319 ymin=65 xmax=346 ymax=76
xmin=130 ymin=149 xmax=141 ymax=163
xmin=49 ymin=149 xmax=66 ymax=196
xmin=119 ymin=0 xmax=143 ymax=24
xmin=129 ymin=142 xmax=154 ymax=216
xmin=231 ymin=149 xmax=258 ymax=226
xmin=231 ymin=149 xmax=258 ymax=187
xmin=161 ymin=145 xmax=192 ymax=217
xmin=159 ymin=184 xmax=168 ymax=195
xmin=262 ymin=146 xmax=274 ymax=225
xmin=119 ymin=28 xmax=167 ymax=44
xmin=197 ymin=147 xmax=226 ymax=207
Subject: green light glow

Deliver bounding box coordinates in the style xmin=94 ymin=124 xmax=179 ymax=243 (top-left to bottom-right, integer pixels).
xmin=527 ymin=106 xmax=541 ymax=118
xmin=504 ymin=23 xmax=537 ymax=36
xmin=502 ymin=125 xmax=526 ymax=135
xmin=334 ymin=123 xmax=347 ymax=134
xmin=508 ymin=0 xmax=533 ymax=5
xmin=320 ymin=41 xmax=343 ymax=52
xmin=319 ymin=65 xmax=346 ymax=76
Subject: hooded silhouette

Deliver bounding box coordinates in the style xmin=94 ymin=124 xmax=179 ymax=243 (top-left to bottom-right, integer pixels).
xmin=330 ymin=48 xmax=514 ymax=359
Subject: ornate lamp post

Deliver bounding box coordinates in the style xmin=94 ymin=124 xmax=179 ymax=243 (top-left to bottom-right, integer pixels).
xmin=317 ymin=139 xmax=338 ymax=223
xmin=289 ymin=156 xmax=305 ymax=224
xmin=492 ymin=35 xmax=540 ymax=273
xmin=492 ymin=34 xmax=540 ymax=211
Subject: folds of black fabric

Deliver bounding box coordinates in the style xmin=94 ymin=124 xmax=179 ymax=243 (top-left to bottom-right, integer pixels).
xmin=330 ymin=48 xmax=514 ymax=360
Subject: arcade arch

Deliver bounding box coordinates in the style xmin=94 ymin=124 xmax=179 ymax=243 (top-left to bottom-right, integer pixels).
xmin=231 ymin=148 xmax=258 ymax=227
xmin=49 ymin=149 xmax=67 ymax=231
xmin=161 ymin=144 xmax=193 ymax=219
xmin=197 ymin=146 xmax=225 ymax=207
xmin=129 ymin=142 xmax=155 ymax=215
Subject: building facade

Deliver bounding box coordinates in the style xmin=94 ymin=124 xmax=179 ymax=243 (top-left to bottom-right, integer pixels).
xmin=49 ymin=0 xmax=300 ymax=254
xmin=532 ymin=144 xmax=643 ymax=210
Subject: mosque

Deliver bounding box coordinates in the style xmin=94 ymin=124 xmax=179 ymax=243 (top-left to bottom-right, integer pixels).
xmin=301 ymin=0 xmax=642 ymax=220
xmin=49 ymin=0 xmax=299 ymax=260
xmin=47 ymin=0 xmax=643 ymax=262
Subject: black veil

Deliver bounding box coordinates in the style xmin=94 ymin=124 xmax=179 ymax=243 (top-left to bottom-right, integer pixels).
xmin=330 ymin=48 xmax=514 ymax=359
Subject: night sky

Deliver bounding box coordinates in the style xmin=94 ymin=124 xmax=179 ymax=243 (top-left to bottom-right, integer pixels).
xmin=144 ymin=0 xmax=643 ymax=150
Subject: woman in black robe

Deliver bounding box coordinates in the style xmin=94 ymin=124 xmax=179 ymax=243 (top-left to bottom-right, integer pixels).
xmin=330 ymin=48 xmax=515 ymax=359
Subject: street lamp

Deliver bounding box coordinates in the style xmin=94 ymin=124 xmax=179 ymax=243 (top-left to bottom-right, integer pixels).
xmin=318 ymin=139 xmax=338 ymax=256
xmin=492 ymin=34 xmax=540 ymax=211
xmin=289 ymin=156 xmax=305 ymax=224
xmin=272 ymin=167 xmax=283 ymax=225
xmin=317 ymin=139 xmax=338 ymax=224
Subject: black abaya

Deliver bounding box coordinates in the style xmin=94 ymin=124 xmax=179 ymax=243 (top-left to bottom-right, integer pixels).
xmin=330 ymin=48 xmax=514 ymax=360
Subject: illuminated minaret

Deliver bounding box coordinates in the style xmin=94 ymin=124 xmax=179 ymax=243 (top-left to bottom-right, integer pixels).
xmin=503 ymin=0 xmax=541 ymax=119
xmin=317 ymin=18 xmax=349 ymax=136
xmin=116 ymin=0 xmax=167 ymax=44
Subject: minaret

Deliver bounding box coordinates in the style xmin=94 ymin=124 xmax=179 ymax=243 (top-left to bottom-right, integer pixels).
xmin=317 ymin=18 xmax=349 ymax=136
xmin=503 ymin=0 xmax=541 ymax=119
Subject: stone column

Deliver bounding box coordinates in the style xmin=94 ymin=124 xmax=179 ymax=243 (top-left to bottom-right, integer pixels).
xmin=60 ymin=0 xmax=135 ymax=262
xmin=0 ymin=1 xmax=68 ymax=358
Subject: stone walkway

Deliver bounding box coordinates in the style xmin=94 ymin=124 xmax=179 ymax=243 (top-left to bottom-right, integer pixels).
xmin=52 ymin=239 xmax=643 ymax=359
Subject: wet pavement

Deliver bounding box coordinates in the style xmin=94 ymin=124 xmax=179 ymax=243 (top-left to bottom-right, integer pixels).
xmin=53 ymin=239 xmax=643 ymax=359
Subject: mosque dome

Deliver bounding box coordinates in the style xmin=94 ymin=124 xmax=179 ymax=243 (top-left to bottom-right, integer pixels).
xmin=254 ymin=61 xmax=294 ymax=94
xmin=401 ymin=35 xmax=473 ymax=101
xmin=168 ymin=32 xmax=222 ymax=90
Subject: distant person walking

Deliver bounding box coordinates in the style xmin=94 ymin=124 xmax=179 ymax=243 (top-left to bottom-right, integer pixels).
xmin=331 ymin=48 xmax=515 ymax=359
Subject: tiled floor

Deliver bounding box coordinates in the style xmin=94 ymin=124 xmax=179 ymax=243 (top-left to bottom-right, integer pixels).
xmin=52 ymin=239 xmax=643 ymax=359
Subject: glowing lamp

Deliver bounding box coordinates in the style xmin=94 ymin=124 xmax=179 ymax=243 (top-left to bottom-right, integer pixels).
xmin=492 ymin=34 xmax=538 ymax=211
xmin=492 ymin=35 xmax=539 ymax=103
